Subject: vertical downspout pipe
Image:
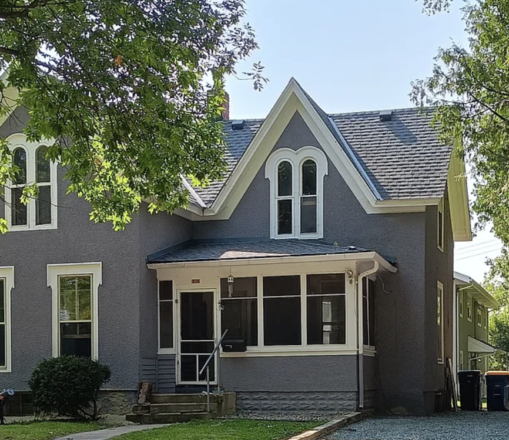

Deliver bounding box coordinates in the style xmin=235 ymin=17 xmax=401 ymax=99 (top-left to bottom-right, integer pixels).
xmin=357 ymin=261 xmax=379 ymax=410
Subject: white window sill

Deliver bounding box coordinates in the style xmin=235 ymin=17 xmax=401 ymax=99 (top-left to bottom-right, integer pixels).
xmin=221 ymin=346 xmax=357 ymax=358
xmin=363 ymin=346 xmax=377 ymax=357
xmin=158 ymin=349 xmax=176 ymax=356
xmin=7 ymin=225 xmax=57 ymax=232
xmin=0 ymin=368 xmax=11 ymax=374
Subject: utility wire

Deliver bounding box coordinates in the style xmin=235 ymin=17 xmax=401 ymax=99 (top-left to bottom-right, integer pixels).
xmin=456 ymin=242 xmax=503 ymax=255
xmin=455 ymin=239 xmax=500 ymax=253
xmin=456 ymin=247 xmax=503 ymax=261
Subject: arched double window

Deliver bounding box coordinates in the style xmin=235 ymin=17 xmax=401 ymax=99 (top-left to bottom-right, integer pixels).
xmin=266 ymin=147 xmax=327 ymax=239
xmin=6 ymin=135 xmax=57 ymax=230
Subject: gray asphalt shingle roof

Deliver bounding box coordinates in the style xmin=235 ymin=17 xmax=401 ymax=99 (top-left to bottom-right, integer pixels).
xmin=189 ymin=90 xmax=451 ymax=207
xmin=148 ymin=239 xmax=372 ymax=264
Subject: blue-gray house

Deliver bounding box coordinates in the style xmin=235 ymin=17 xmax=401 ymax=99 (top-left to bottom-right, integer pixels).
xmin=0 ymin=78 xmax=471 ymax=415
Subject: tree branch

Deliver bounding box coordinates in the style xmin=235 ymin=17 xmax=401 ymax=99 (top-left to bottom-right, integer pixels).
xmin=0 ymin=46 xmax=19 ymax=56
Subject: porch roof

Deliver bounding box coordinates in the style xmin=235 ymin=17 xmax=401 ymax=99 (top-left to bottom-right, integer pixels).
xmin=147 ymin=239 xmax=396 ymax=268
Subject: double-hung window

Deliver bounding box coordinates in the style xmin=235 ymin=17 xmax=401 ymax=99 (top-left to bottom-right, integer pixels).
xmin=437 ymin=198 xmax=444 ymax=251
xmin=5 ymin=134 xmax=57 ymax=230
xmin=59 ymin=275 xmax=93 ymax=358
xmin=266 ymin=147 xmax=327 ymax=239
xmin=0 ymin=267 xmax=13 ymax=372
xmin=437 ymin=281 xmax=444 ymax=364
xmin=48 ymin=263 xmax=102 ymax=359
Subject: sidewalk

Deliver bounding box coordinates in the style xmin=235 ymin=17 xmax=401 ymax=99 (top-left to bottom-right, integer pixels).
xmin=54 ymin=424 xmax=168 ymax=440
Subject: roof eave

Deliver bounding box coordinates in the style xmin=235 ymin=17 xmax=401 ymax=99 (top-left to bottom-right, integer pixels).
xmin=147 ymin=250 xmax=398 ymax=272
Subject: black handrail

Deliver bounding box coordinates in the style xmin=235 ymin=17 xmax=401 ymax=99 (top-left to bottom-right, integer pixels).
xmin=199 ymin=329 xmax=228 ymax=377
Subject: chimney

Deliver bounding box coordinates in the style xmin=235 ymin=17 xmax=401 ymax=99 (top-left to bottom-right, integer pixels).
xmin=221 ymin=92 xmax=230 ymax=120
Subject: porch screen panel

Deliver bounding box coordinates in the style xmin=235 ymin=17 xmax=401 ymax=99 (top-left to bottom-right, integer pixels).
xmin=0 ymin=279 xmax=5 ymax=367
xmin=307 ymin=274 xmax=346 ymax=345
xmin=159 ymin=280 xmax=173 ymax=349
xmin=59 ymin=275 xmax=92 ymax=358
xmin=220 ymin=277 xmax=257 ymax=346
xmin=263 ymin=276 xmax=301 ymax=346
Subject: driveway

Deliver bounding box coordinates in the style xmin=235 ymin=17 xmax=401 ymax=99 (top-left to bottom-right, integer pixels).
xmin=327 ymin=412 xmax=509 ymax=440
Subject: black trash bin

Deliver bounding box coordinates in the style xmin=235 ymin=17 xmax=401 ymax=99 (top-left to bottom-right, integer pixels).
xmin=458 ymin=370 xmax=482 ymax=410
xmin=486 ymin=371 xmax=509 ymax=411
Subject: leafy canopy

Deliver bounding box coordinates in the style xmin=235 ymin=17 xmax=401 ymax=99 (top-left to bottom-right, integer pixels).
xmin=0 ymin=0 xmax=264 ymax=232
xmin=412 ymin=0 xmax=509 ymax=276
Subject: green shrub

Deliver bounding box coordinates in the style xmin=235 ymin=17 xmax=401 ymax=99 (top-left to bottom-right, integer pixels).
xmin=28 ymin=356 xmax=111 ymax=421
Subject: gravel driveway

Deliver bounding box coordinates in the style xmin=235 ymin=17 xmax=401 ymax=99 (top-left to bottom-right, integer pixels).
xmin=327 ymin=412 xmax=509 ymax=440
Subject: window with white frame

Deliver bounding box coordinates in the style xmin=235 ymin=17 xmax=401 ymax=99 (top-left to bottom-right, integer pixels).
xmin=484 ymin=309 xmax=487 ymax=329
xmin=47 ymin=263 xmax=101 ymax=359
xmin=467 ymin=295 xmax=472 ymax=322
xmin=437 ymin=281 xmax=444 ymax=364
xmin=265 ymin=147 xmax=328 ymax=239
xmin=477 ymin=305 xmax=482 ymax=327
xmin=437 ymin=198 xmax=444 ymax=252
xmin=0 ymin=267 xmax=13 ymax=372
xmin=362 ymin=278 xmax=375 ymax=347
xmin=459 ymin=350 xmax=464 ymax=370
xmin=5 ymin=134 xmax=57 ymax=230
xmin=459 ymin=289 xmax=463 ymax=318
xmin=159 ymin=280 xmax=174 ymax=351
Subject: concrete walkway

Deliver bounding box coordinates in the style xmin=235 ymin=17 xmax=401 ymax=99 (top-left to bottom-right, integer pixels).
xmin=54 ymin=424 xmax=168 ymax=440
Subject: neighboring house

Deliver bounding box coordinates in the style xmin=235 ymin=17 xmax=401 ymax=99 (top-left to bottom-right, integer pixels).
xmin=0 ymin=77 xmax=472 ymax=415
xmin=453 ymin=272 xmax=500 ymax=384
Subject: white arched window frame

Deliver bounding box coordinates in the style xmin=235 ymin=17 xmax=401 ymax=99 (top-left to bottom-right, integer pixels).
xmin=265 ymin=147 xmax=328 ymax=239
xmin=4 ymin=134 xmax=58 ymax=231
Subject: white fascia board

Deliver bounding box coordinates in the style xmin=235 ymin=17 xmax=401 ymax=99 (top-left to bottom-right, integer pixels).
xmin=147 ymin=250 xmax=397 ymax=272
xmin=176 ymin=78 xmax=450 ymax=221
xmin=448 ymin=142 xmax=472 ymax=242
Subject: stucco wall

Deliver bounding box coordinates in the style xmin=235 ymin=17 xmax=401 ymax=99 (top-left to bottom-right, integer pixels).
xmin=423 ymin=190 xmax=454 ymax=413
xmin=0 ymin=109 xmax=191 ymax=393
xmin=195 ymin=111 xmax=428 ymax=414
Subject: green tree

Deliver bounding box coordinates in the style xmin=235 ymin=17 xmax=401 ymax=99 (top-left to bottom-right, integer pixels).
xmin=0 ymin=0 xmax=265 ymax=233
xmin=484 ymin=279 xmax=509 ymax=369
xmin=412 ymin=0 xmax=509 ymax=273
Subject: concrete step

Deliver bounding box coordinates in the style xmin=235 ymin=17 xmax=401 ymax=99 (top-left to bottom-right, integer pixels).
xmin=126 ymin=412 xmax=213 ymax=424
xmin=151 ymin=393 xmax=223 ymax=404
xmin=152 ymin=402 xmax=217 ymax=414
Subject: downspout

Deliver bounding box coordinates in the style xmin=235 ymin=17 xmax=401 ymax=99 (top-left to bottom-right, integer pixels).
xmin=357 ymin=261 xmax=379 ymax=410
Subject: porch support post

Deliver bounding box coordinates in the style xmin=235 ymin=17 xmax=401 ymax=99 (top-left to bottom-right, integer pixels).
xmin=357 ymin=261 xmax=379 ymax=410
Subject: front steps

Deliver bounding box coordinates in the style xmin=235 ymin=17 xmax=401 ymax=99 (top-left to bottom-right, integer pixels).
xmin=126 ymin=392 xmax=236 ymax=424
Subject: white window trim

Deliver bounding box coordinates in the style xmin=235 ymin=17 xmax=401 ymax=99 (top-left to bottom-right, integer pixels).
xmin=158 ymin=280 xmax=176 ymax=355
xmin=459 ymin=290 xmax=463 ymax=318
xmin=459 ymin=350 xmax=464 ymax=370
xmin=4 ymin=133 xmax=58 ymax=231
xmin=47 ymin=263 xmax=102 ymax=360
xmin=477 ymin=306 xmax=483 ymax=328
xmin=0 ymin=267 xmax=14 ymax=373
xmin=437 ymin=281 xmax=444 ymax=364
xmin=265 ymin=146 xmax=328 ymax=239
xmin=467 ymin=295 xmax=472 ymax=322
xmin=437 ymin=198 xmax=444 ymax=252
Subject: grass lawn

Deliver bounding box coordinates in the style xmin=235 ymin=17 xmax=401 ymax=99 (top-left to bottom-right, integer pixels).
xmin=0 ymin=421 xmax=101 ymax=440
xmin=116 ymin=419 xmax=320 ymax=440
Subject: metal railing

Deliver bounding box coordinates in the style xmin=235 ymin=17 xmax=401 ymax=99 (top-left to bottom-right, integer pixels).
xmin=199 ymin=329 xmax=228 ymax=413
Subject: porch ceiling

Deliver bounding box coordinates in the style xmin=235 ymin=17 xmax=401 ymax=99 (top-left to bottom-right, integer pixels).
xmin=147 ymin=239 xmax=396 ymax=270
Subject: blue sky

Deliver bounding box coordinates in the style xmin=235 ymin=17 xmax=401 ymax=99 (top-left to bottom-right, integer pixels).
xmin=226 ymin=0 xmax=501 ymax=282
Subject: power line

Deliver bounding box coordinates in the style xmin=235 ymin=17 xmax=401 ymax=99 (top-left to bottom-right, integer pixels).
xmin=456 ymin=241 xmax=503 ymax=255
xmin=455 ymin=239 xmax=500 ymax=253
xmin=456 ymin=247 xmax=503 ymax=261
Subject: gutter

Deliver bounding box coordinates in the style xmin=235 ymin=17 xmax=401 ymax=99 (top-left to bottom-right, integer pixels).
xmin=356 ymin=261 xmax=379 ymax=410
